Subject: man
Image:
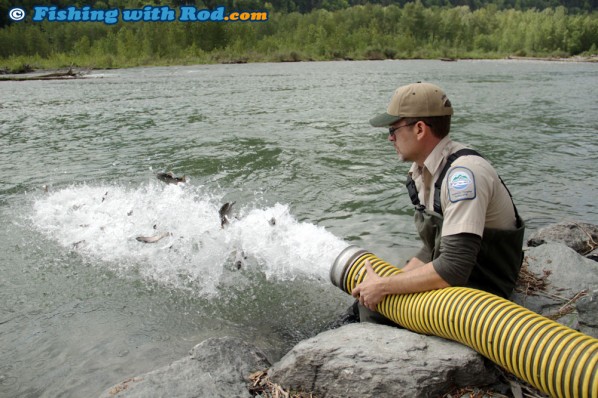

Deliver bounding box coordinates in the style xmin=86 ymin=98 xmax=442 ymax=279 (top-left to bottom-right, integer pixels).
xmin=352 ymin=82 xmax=525 ymax=325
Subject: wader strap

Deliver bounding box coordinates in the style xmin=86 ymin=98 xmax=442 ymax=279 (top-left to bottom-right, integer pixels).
xmin=406 ymin=148 xmax=522 ymax=222
xmin=498 ymin=176 xmax=524 ymax=228
xmin=405 ymin=175 xmax=425 ymax=212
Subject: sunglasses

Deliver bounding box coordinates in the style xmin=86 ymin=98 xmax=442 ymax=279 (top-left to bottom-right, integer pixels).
xmin=388 ymin=122 xmax=417 ymax=137
xmin=388 ymin=121 xmax=433 ymax=137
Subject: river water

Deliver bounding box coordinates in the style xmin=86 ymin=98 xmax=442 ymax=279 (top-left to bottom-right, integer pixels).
xmin=1 ymin=60 xmax=597 ymax=397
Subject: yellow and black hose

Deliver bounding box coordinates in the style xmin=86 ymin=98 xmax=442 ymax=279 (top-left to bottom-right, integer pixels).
xmin=330 ymin=245 xmax=598 ymax=398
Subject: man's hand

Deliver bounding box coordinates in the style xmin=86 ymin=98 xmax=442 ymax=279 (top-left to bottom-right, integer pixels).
xmin=351 ymin=260 xmax=386 ymax=312
xmin=351 ymin=257 xmax=451 ymax=312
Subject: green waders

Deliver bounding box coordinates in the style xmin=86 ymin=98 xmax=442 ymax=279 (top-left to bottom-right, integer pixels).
xmin=359 ymin=148 xmax=525 ymax=325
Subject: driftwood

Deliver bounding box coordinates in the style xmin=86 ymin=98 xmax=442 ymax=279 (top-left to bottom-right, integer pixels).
xmin=515 ymin=258 xmax=552 ymax=296
xmin=249 ymin=370 xmax=317 ymax=398
xmin=0 ymin=66 xmax=89 ymax=81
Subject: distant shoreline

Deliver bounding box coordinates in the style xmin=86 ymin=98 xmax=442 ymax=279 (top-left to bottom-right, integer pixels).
xmin=1 ymin=54 xmax=597 ymax=80
xmin=503 ymin=55 xmax=598 ymax=62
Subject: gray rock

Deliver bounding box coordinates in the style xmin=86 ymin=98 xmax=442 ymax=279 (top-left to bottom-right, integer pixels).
xmin=527 ymin=221 xmax=598 ymax=255
xmin=587 ymin=248 xmax=598 ymax=262
xmin=99 ymin=337 xmax=270 ymax=398
xmin=268 ymin=323 xmax=498 ymax=398
xmin=524 ymin=243 xmax=598 ymax=291
xmin=577 ymin=290 xmax=598 ymax=328
xmin=511 ymin=243 xmax=598 ymax=338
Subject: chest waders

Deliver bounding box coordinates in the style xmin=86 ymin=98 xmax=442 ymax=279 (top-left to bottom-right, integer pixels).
xmin=406 ymin=148 xmax=525 ymax=298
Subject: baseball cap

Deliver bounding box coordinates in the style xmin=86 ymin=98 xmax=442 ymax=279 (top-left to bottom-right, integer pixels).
xmin=369 ymin=82 xmax=454 ymax=127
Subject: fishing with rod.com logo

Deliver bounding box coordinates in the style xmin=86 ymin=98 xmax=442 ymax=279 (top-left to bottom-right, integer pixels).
xmin=8 ymin=5 xmax=269 ymax=24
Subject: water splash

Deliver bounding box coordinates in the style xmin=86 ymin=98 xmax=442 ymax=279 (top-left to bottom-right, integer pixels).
xmin=31 ymin=182 xmax=348 ymax=296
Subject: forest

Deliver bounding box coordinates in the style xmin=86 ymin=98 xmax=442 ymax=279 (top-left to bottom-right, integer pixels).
xmin=1 ymin=0 xmax=596 ymax=71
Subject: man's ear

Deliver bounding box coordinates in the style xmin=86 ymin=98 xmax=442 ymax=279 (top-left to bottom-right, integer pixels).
xmin=415 ymin=121 xmax=428 ymax=141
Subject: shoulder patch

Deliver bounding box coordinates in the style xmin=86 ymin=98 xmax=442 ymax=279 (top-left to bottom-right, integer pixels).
xmin=447 ymin=166 xmax=476 ymax=203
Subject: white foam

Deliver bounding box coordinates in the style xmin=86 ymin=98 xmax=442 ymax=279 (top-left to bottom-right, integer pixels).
xmin=30 ymin=182 xmax=348 ymax=296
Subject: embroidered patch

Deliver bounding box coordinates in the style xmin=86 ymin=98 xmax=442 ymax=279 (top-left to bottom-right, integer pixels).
xmin=447 ymin=167 xmax=476 ymax=203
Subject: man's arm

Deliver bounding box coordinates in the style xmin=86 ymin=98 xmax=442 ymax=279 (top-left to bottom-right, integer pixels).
xmin=352 ymin=259 xmax=449 ymax=311
xmin=407 ymin=244 xmax=432 ymax=270
xmin=402 ymin=256 xmax=427 ymax=271
xmin=433 ymin=233 xmax=482 ymax=286
xmin=353 ymin=233 xmax=482 ymax=311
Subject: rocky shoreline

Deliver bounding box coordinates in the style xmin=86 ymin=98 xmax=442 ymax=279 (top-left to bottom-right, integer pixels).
xmin=101 ymin=221 xmax=598 ymax=398
xmin=1 ymin=55 xmax=597 ymax=82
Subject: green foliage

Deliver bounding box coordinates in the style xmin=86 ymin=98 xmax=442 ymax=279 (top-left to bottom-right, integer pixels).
xmin=0 ymin=3 xmax=596 ymax=69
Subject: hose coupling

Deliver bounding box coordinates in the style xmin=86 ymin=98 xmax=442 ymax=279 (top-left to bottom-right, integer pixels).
xmin=330 ymin=245 xmax=369 ymax=292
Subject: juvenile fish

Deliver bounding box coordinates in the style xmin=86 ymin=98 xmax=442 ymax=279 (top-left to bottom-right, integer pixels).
xmin=219 ymin=202 xmax=236 ymax=228
xmin=136 ymin=232 xmax=171 ymax=243
xmin=156 ymin=171 xmax=186 ymax=185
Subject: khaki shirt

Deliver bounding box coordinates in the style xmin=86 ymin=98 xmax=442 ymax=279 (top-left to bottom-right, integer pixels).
xmin=408 ymin=136 xmax=516 ymax=237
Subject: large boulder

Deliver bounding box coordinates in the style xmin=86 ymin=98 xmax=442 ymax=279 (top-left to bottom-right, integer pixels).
xmin=511 ymin=243 xmax=598 ymax=338
xmin=577 ymin=290 xmax=598 ymax=329
xmin=268 ymin=323 xmax=498 ymax=398
xmin=527 ymin=221 xmax=598 ymax=256
xmin=99 ymin=337 xmax=270 ymax=398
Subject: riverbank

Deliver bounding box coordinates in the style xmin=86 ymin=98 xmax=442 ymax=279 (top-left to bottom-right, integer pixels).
xmin=505 ymin=54 xmax=598 ymax=62
xmin=3 ymin=4 xmax=596 ymax=76
xmin=2 ymin=53 xmax=597 ymax=79
xmin=0 ymin=66 xmax=89 ymax=81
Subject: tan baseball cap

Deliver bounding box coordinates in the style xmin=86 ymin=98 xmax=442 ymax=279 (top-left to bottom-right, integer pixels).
xmin=369 ymin=82 xmax=454 ymax=127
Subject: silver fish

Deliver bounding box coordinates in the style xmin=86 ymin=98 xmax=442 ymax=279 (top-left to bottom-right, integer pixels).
xmin=219 ymin=202 xmax=236 ymax=228
xmin=234 ymin=250 xmax=247 ymax=270
xmin=156 ymin=171 xmax=186 ymax=185
xmin=136 ymin=232 xmax=171 ymax=243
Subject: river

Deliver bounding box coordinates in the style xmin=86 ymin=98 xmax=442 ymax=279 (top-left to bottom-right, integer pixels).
xmin=0 ymin=59 xmax=596 ymax=397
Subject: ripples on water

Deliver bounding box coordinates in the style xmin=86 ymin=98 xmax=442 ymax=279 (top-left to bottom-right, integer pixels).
xmin=0 ymin=60 xmax=597 ymax=397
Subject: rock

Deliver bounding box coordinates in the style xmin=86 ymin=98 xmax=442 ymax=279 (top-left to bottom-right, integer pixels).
xmin=524 ymin=243 xmax=598 ymax=291
xmin=577 ymin=289 xmax=598 ymax=334
xmin=511 ymin=243 xmax=598 ymax=338
xmin=527 ymin=221 xmax=598 ymax=255
xmin=587 ymin=248 xmax=598 ymax=262
xmin=99 ymin=337 xmax=270 ymax=398
xmin=268 ymin=323 xmax=498 ymax=398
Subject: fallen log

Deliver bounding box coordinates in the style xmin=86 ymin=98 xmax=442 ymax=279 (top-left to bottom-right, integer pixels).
xmin=0 ymin=67 xmax=89 ymax=81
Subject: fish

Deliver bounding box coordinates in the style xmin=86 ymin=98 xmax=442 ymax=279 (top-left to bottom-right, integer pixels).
xmin=136 ymin=232 xmax=171 ymax=243
xmin=219 ymin=202 xmax=236 ymax=228
xmin=234 ymin=250 xmax=247 ymax=270
xmin=156 ymin=171 xmax=186 ymax=185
